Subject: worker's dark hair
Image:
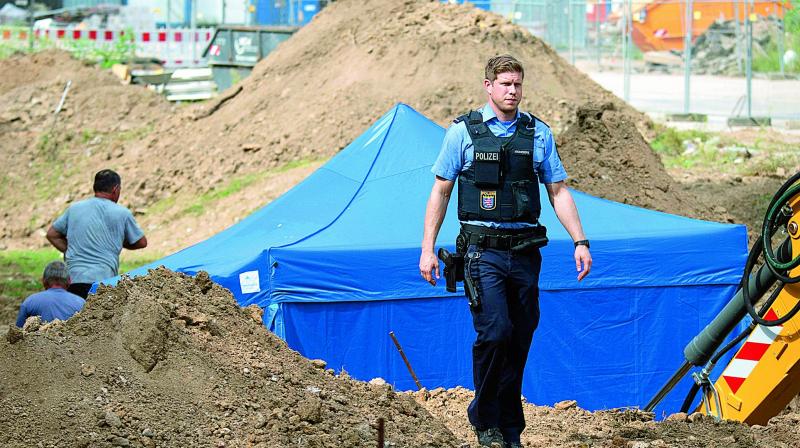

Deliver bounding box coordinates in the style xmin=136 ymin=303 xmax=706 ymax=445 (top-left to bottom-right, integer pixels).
xmin=485 ymin=55 xmax=524 ymax=82
xmin=93 ymin=169 xmax=121 ymax=193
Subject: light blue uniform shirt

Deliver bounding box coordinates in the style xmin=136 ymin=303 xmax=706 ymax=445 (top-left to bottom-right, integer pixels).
xmin=432 ymin=103 xmax=567 ymax=228
xmin=16 ymin=288 xmax=85 ymax=327
xmin=53 ymin=197 xmax=145 ymax=284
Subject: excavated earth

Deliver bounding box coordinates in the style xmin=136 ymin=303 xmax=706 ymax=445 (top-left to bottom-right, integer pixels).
xmin=2 ymin=0 xmax=721 ymax=253
xmin=0 ymin=50 xmax=173 ymax=243
xmin=0 ymin=268 xmax=461 ymax=448
xmin=2 ymin=269 xmax=799 ymax=448
xmin=2 ymin=0 xmax=799 ymax=446
xmin=417 ymin=387 xmax=800 ymax=448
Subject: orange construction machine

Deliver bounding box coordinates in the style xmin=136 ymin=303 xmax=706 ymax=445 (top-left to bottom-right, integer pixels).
xmin=645 ymin=172 xmax=800 ymax=424
xmin=623 ymin=1 xmax=790 ymax=52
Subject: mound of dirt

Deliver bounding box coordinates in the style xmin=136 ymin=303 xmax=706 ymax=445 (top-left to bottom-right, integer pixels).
xmin=0 ymin=50 xmax=173 ymax=243
xmin=415 ymin=386 xmax=800 ymax=448
xmin=1 ymin=0 xmax=723 ymax=250
xmin=99 ymin=0 xmax=708 ymax=242
xmin=0 ymin=268 xmax=460 ymax=447
xmin=558 ymin=102 xmax=718 ymax=219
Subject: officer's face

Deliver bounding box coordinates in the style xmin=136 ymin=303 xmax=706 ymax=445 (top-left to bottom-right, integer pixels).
xmin=485 ymin=71 xmax=523 ymax=114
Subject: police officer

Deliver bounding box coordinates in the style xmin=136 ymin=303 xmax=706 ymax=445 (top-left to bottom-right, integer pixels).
xmin=419 ymin=55 xmax=592 ymax=448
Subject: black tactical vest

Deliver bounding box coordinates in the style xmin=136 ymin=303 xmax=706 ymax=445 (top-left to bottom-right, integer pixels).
xmin=456 ymin=110 xmax=542 ymax=223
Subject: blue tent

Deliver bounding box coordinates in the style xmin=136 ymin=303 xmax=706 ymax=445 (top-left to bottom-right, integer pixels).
xmin=110 ymin=104 xmax=747 ymax=414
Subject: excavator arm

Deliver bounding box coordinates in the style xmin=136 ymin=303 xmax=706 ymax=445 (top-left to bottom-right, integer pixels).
xmin=645 ymin=173 xmax=800 ymax=424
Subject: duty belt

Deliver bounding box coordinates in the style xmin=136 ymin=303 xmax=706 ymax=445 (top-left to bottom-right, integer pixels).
xmin=460 ymin=223 xmax=548 ymax=251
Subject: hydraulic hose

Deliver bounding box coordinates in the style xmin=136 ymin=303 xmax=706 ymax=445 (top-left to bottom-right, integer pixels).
xmin=742 ymin=173 xmax=800 ymax=327
xmin=680 ymin=383 xmax=701 ymax=414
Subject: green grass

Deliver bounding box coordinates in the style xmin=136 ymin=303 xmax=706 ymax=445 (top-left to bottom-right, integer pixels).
xmin=0 ymin=248 xmax=62 ymax=299
xmin=179 ymin=159 xmax=317 ymax=217
xmin=650 ymin=127 xmax=800 ymax=176
xmin=0 ymin=248 xmax=158 ymax=299
xmin=0 ymin=27 xmax=134 ymax=68
xmin=146 ymin=195 xmax=177 ymax=216
xmin=115 ymin=124 xmax=154 ymax=142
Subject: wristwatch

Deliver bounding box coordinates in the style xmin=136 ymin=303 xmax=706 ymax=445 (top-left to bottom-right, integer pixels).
xmin=574 ymin=239 xmax=590 ymax=249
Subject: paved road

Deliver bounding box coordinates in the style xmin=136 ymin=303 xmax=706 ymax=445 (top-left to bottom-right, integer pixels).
xmin=585 ymin=71 xmax=800 ymax=122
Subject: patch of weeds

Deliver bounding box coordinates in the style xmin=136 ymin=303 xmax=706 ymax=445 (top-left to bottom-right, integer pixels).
xmin=81 ymin=128 xmax=97 ymax=144
xmin=182 ymin=203 xmax=205 ymax=216
xmin=37 ymin=132 xmax=53 ymax=153
xmin=276 ymin=158 xmax=315 ymax=173
xmin=61 ymin=28 xmax=136 ymax=69
xmin=206 ymin=173 xmax=261 ymax=202
xmin=175 ymin=159 xmax=318 ymax=218
xmin=0 ymin=248 xmax=158 ymax=299
xmin=119 ymin=254 xmax=160 ymax=274
xmin=0 ymin=249 xmax=62 ymax=278
xmin=146 ymin=195 xmax=177 ymax=216
xmin=651 ymin=127 xmax=799 ymax=175
xmin=0 ymin=43 xmax=25 ymax=59
xmin=115 ymin=124 xmax=154 ymax=142
xmin=650 ymin=128 xmax=714 ymax=157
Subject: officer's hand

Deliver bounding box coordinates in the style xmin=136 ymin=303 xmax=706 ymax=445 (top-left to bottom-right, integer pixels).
xmin=575 ymin=246 xmax=592 ymax=281
xmin=419 ymin=251 xmax=440 ymax=286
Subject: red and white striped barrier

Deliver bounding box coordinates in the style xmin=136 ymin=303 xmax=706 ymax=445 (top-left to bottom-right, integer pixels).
xmin=1 ymin=26 xmax=213 ymax=68
xmin=720 ymin=308 xmax=784 ymax=394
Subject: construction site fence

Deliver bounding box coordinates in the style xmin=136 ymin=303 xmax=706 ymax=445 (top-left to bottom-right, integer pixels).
xmin=456 ymin=0 xmax=794 ymax=72
xmin=454 ymin=0 xmax=798 ymax=120
xmin=0 ymin=25 xmax=213 ymax=68
xmin=2 ymin=1 xmax=797 ymax=118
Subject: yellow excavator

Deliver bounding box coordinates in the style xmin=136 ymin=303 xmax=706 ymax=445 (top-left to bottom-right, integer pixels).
xmin=645 ymin=172 xmax=800 ymax=425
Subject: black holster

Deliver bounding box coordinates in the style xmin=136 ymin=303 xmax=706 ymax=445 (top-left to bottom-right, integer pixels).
xmin=436 ymin=233 xmax=468 ymax=293
xmin=437 ymin=248 xmax=464 ymax=293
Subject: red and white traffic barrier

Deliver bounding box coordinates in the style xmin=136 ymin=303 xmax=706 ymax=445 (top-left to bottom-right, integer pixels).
xmin=1 ymin=26 xmax=213 ymax=68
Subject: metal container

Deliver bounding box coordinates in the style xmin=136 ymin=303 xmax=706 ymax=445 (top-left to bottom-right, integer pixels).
xmin=202 ymin=25 xmax=297 ymax=91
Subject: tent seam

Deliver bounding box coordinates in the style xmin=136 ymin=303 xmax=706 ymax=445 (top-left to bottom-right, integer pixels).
xmin=272 ymin=105 xmax=400 ymax=250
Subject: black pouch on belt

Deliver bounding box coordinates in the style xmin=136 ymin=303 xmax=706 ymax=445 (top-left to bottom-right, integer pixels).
xmin=510 ymin=226 xmax=548 ymax=254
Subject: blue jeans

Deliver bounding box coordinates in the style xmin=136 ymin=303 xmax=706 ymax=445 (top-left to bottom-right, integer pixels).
xmin=465 ymin=244 xmax=542 ymax=444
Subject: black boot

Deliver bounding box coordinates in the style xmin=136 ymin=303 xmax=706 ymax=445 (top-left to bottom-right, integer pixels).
xmin=473 ymin=427 xmax=504 ymax=447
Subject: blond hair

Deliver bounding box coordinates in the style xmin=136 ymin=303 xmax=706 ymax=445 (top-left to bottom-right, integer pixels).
xmin=485 ymin=55 xmax=524 ymax=81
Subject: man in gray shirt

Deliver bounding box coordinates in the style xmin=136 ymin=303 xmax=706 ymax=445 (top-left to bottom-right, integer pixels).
xmin=46 ymin=169 xmax=148 ymax=298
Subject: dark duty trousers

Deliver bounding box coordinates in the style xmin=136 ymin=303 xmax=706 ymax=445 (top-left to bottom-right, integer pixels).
xmin=465 ymin=244 xmax=542 ymax=444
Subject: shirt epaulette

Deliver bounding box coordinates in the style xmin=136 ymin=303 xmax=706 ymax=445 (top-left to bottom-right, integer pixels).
xmin=524 ymin=112 xmax=550 ymax=129
xmin=454 ymin=110 xmax=484 ymax=125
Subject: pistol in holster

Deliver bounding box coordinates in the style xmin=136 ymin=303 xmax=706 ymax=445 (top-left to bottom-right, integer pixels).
xmin=438 ymin=233 xmax=481 ymax=309
xmin=437 ymin=247 xmax=464 ymax=293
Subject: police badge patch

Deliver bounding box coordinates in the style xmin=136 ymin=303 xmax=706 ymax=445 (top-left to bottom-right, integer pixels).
xmin=480 ymin=191 xmax=497 ymax=210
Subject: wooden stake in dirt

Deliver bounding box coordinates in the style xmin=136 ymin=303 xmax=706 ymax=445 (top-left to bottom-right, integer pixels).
xmin=45 ymin=80 xmax=72 ymax=154
xmin=377 ymin=417 xmax=385 ymax=448
xmin=389 ymin=331 xmax=422 ymax=390
xmin=52 ymin=80 xmax=72 ymax=122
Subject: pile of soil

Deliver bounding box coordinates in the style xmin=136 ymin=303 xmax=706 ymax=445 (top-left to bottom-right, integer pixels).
xmin=0 ymin=50 xmax=172 ymax=243
xmin=0 ymin=268 xmax=460 ymax=447
xmin=1 ymin=0 xmax=717 ymax=252
xmin=557 ymin=102 xmax=718 ymax=219
xmin=416 ymin=386 xmax=800 ymax=448
xmin=4 ymin=269 xmax=799 ymax=447
xmin=113 ymin=0 xmax=659 ymax=205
